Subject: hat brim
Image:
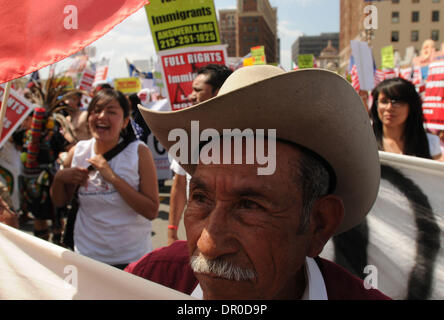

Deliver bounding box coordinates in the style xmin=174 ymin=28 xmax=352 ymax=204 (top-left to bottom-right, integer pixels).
xmin=138 ymin=68 xmax=380 ymax=234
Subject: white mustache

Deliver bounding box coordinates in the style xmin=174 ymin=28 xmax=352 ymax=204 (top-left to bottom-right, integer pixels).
xmin=190 ymin=253 xmax=256 ymax=281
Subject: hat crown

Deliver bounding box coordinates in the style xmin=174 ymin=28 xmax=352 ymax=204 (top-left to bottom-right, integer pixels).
xmin=218 ymin=65 xmax=285 ymax=96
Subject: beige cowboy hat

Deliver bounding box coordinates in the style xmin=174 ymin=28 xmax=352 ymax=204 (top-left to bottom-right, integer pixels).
xmin=138 ymin=65 xmax=380 ymax=234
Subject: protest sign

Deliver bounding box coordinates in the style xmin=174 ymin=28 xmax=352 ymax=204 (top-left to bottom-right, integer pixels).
xmin=93 ymin=51 xmax=113 ymax=86
xmin=113 ymin=77 xmax=142 ymax=94
xmin=0 ymin=85 xmax=34 ymax=149
xmin=351 ymin=40 xmax=375 ymax=91
xmin=422 ymin=61 xmax=444 ymax=130
xmin=148 ymin=132 xmax=173 ymax=181
xmin=145 ymin=0 xmax=220 ymax=52
xmin=158 ymin=45 xmax=227 ymax=111
xmin=0 ymin=141 xmax=21 ymax=210
xmin=381 ymin=45 xmax=395 ymax=69
xmin=251 ymin=46 xmax=266 ymax=65
xmin=136 ymin=98 xmax=172 ymax=180
xmin=78 ymin=68 xmax=96 ymax=92
xmin=297 ymin=54 xmax=314 ymax=69
xmin=243 ymin=57 xmax=254 ymax=67
xmin=322 ymin=151 xmax=444 ymax=300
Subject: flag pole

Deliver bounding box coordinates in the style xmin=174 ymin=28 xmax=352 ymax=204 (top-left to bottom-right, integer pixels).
xmin=0 ymin=81 xmax=12 ymax=138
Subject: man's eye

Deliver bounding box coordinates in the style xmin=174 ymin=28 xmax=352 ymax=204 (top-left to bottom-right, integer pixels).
xmin=191 ymin=192 xmax=210 ymax=203
xmin=238 ymin=199 xmax=262 ymax=210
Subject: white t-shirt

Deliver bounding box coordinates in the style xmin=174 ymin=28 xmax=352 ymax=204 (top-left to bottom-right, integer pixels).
xmin=72 ymin=138 xmax=153 ymax=265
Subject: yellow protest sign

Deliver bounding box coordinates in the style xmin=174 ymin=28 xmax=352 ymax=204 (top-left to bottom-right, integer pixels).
xmin=243 ymin=57 xmax=254 ymax=67
xmin=113 ymin=77 xmax=142 ymax=94
xmin=381 ymin=45 xmax=395 ymax=69
xmin=145 ymin=0 xmax=220 ymax=52
xmin=298 ymin=54 xmax=314 ymax=69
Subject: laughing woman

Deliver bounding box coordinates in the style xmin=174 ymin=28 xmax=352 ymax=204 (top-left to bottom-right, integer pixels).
xmin=370 ymin=78 xmax=442 ymax=160
xmin=51 ymin=89 xmax=159 ymax=269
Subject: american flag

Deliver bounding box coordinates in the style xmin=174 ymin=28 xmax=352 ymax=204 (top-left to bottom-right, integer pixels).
xmin=374 ymin=69 xmax=385 ymax=86
xmin=383 ymin=68 xmax=397 ymax=80
xmin=351 ymin=64 xmax=360 ymax=92
xmin=412 ymin=66 xmax=426 ymax=96
xmin=348 ymin=55 xmax=360 ymax=91
xmin=399 ymin=67 xmax=413 ymax=81
xmin=412 ymin=66 xmax=423 ymax=85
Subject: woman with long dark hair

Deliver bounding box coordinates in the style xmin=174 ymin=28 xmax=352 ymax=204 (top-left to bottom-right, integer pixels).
xmin=369 ymin=77 xmax=441 ymax=160
xmin=51 ymin=89 xmax=159 ymax=269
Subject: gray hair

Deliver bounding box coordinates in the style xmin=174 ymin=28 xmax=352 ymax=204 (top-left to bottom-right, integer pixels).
xmin=292 ymin=148 xmax=331 ymax=233
xmin=190 ymin=253 xmax=256 ymax=281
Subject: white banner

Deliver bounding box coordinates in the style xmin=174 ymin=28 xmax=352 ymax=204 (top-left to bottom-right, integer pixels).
xmin=321 ymin=151 xmax=444 ymax=300
xmin=0 ymin=223 xmax=193 ymax=300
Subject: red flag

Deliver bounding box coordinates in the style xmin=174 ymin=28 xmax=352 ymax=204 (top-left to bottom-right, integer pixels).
xmin=0 ymin=0 xmax=149 ymax=84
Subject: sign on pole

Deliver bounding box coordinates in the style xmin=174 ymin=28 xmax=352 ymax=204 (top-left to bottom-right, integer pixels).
xmin=78 ymin=68 xmax=96 ymax=92
xmin=351 ymin=40 xmax=375 ymax=91
xmin=251 ymin=46 xmax=266 ymax=65
xmin=381 ymin=45 xmax=395 ymax=69
xmin=298 ymin=54 xmax=314 ymax=69
xmin=113 ymin=77 xmax=142 ymax=94
xmin=423 ymin=61 xmax=444 ymax=130
xmin=145 ymin=0 xmax=220 ymax=52
xmin=158 ymin=45 xmax=228 ymax=111
xmin=93 ymin=51 xmax=113 ymax=86
xmin=0 ymin=85 xmax=35 ymax=149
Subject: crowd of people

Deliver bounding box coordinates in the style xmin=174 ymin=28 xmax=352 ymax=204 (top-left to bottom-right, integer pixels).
xmin=0 ymin=79 xmax=161 ymax=270
xmin=0 ymin=63 xmax=443 ymax=299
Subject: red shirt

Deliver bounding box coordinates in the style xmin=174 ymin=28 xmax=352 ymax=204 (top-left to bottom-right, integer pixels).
xmin=125 ymin=240 xmax=391 ymax=300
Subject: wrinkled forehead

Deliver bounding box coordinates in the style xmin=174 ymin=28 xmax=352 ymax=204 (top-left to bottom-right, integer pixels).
xmin=189 ymin=139 xmax=305 ymax=201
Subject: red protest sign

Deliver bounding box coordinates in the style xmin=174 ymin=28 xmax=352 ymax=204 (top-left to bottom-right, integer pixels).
xmin=159 ymin=45 xmax=227 ymax=111
xmin=0 ymin=85 xmax=35 ymax=148
xmin=423 ymin=61 xmax=444 ymax=130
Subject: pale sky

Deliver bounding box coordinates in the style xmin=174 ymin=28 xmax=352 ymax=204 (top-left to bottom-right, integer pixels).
xmin=44 ymin=0 xmax=339 ymax=79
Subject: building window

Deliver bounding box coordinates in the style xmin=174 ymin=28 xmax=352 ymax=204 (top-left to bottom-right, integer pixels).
xmin=392 ymin=12 xmax=400 ymax=23
xmin=411 ymin=30 xmax=419 ymax=42
xmin=412 ymin=11 xmax=420 ymax=22
xmin=412 ymin=0 xmax=419 ymax=3
xmin=392 ymin=0 xmax=399 ymax=3
xmin=432 ymin=10 xmax=440 ymax=22
xmin=432 ymin=0 xmax=440 ymax=3
xmin=432 ymin=30 xmax=440 ymax=41
xmin=391 ymin=31 xmax=399 ymax=42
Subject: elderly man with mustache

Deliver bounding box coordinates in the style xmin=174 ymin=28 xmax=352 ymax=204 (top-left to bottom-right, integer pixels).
xmin=125 ymin=65 xmax=390 ymax=300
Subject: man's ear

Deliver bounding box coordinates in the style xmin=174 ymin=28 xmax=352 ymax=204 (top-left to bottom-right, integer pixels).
xmin=306 ymin=195 xmax=344 ymax=258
